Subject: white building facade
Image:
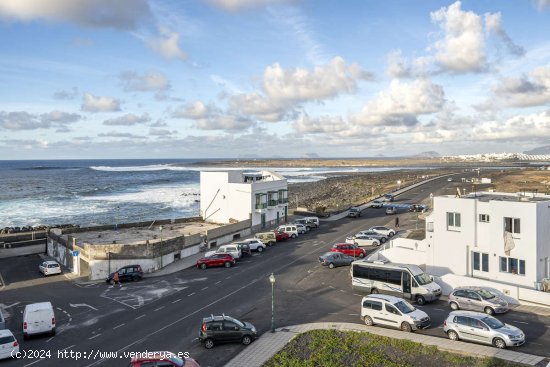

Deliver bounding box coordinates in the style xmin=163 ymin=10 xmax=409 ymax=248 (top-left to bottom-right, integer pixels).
xmin=423 ymin=192 xmax=550 ymax=288
xmin=200 ymin=170 xmax=288 ymax=229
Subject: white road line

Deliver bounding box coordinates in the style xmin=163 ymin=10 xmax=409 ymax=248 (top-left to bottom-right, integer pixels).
xmin=434 ymin=308 xmax=445 ymax=311
xmin=154 ymin=306 xmax=165 ymax=312
xmin=113 ymin=323 xmax=125 ymax=329
xmin=56 ymin=307 xmax=62 ymax=311
xmin=24 ymin=359 xmax=45 ymax=367
xmin=136 ymin=315 xmax=146 ymax=319
xmin=202 ymin=286 xmax=209 ymax=290
xmin=353 ymin=294 xmax=362 ymax=297
xmin=215 ymin=281 xmax=221 ymax=284
xmin=529 ymin=342 xmax=543 ymax=346
xmin=328 ymin=285 xmax=335 ymax=289
xmin=348 ymin=313 xmax=359 ymax=316
xmin=88 ymin=334 xmax=101 ymax=340
xmin=515 ymin=321 xmax=529 ymax=324
xmin=69 ymin=318 xmax=72 ymax=322
xmin=339 ymin=289 xmax=346 ymax=293
xmin=46 ymin=337 xmax=54 ymax=343
xmin=187 ymin=292 xmax=196 ymax=297
xmin=328 ymin=312 xmax=339 ymax=315
xmin=172 ymin=299 xmax=182 ymax=304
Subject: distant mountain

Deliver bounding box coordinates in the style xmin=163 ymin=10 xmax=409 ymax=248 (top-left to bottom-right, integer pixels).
xmin=524 ymin=145 xmax=550 ymax=155
xmin=302 ymin=153 xmax=320 ymax=158
xmin=412 ymin=151 xmax=440 ymax=158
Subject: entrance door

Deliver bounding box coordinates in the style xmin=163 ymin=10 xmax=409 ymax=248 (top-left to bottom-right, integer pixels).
xmin=261 ymin=213 xmax=266 ymax=229
xmin=276 ymin=212 xmax=280 ymax=224
xmin=284 ymin=206 xmax=288 ymax=221
xmin=402 ymin=271 xmax=412 ymax=300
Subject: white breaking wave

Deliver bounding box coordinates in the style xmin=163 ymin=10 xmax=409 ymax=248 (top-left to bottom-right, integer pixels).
xmin=90 ymin=164 xmax=190 ymax=172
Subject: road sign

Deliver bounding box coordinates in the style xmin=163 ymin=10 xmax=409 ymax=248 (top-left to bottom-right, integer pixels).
xmin=72 ymin=250 xmax=79 ymax=257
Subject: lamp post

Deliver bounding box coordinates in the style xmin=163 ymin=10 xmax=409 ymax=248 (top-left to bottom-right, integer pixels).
xmin=159 ymin=225 xmax=163 ymax=268
xmin=269 ymin=273 xmax=276 ymax=332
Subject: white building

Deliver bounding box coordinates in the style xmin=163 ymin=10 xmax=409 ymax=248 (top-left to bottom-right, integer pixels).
xmin=200 ymin=170 xmax=288 ymax=229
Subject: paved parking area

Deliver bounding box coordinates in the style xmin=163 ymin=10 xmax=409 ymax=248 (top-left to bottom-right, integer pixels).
xmin=0 ymin=254 xmax=46 ymax=285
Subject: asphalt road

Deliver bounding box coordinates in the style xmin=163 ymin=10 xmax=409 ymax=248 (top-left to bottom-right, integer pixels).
xmin=2 ymin=173 xmax=549 ymax=367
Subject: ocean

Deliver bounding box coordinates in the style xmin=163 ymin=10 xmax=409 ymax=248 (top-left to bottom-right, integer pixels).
xmin=0 ymin=159 xmax=414 ymax=228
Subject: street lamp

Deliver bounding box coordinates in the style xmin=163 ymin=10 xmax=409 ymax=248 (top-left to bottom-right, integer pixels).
xmin=159 ymin=225 xmax=163 ymax=268
xmin=269 ymin=273 xmax=276 ymax=332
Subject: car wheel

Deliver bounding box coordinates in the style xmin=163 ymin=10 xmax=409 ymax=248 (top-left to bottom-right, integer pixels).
xmin=257 ymin=246 xmax=263 ymax=253
xmin=224 ymin=262 xmax=232 ymax=268
xmin=200 ymin=263 xmax=207 ymax=270
xmin=363 ymin=316 xmax=373 ymax=326
xmin=242 ymin=335 xmax=252 ymax=345
xmin=380 ymin=237 xmax=387 ymax=243
xmin=358 ymin=253 xmax=365 ymax=258
xmin=447 ymin=330 xmax=459 ymax=341
xmin=204 ymin=339 xmax=215 ymax=349
xmin=400 ymin=322 xmax=412 ymax=332
xmin=389 ymin=231 xmax=395 ymax=237
xmin=328 ymin=263 xmax=335 ymax=269
xmin=291 ymin=234 xmax=297 ymax=238
xmin=371 ymin=288 xmax=379 ymax=294
xmin=132 ymin=275 xmax=139 ymax=282
xmin=484 ymin=307 xmax=495 ymax=315
xmin=416 ymin=295 xmax=426 ymax=306
xmin=450 ymin=302 xmax=459 ymax=311
xmin=493 ymin=337 xmax=506 ymax=349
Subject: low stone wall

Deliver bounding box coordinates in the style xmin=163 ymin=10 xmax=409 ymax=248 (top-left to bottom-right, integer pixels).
xmin=0 ymin=231 xmax=47 ymax=243
xmin=207 ymin=219 xmax=251 ymax=239
xmin=62 ymin=216 xmax=203 ymax=234
xmin=0 ymin=244 xmax=45 ymax=258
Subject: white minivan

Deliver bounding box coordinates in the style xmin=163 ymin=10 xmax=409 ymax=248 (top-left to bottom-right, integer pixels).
xmin=361 ymin=294 xmax=430 ymax=332
xmin=205 ymin=244 xmax=241 ymax=260
xmin=22 ymin=302 xmax=56 ymax=339
xmin=277 ymin=225 xmax=298 ymax=238
xmin=305 ymin=217 xmax=320 ymax=228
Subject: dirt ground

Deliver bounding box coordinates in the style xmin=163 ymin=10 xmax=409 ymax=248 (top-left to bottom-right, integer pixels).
xmin=481 ymin=168 xmax=550 ymax=194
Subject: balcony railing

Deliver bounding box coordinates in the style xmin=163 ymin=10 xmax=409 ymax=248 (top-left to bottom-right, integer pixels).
xmin=278 ymin=198 xmax=288 ymax=204
xmin=255 ymin=203 xmax=267 ymax=210
xmin=268 ymin=200 xmax=278 ymax=207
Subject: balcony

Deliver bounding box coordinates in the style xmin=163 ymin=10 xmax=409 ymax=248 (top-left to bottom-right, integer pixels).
xmin=268 ymin=200 xmax=278 ymax=207
xmin=278 ymin=198 xmax=288 ymax=204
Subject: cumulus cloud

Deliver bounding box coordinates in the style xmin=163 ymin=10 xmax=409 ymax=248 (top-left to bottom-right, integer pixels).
xmin=292 ymin=113 xmax=349 ymax=134
xmin=103 ymin=113 xmax=151 ymax=126
xmin=386 ymin=50 xmax=411 ymax=78
xmin=98 ymin=131 xmax=146 ymax=138
xmin=471 ymin=110 xmax=550 ymax=141
xmin=229 ymin=93 xmax=286 ymax=122
xmin=430 ymin=1 xmax=486 ymax=73
xmin=534 ymin=0 xmax=550 ymax=10
xmin=491 ymin=66 xmax=550 ymax=107
xmin=149 ymin=128 xmax=173 ymax=136
xmin=207 ymin=0 xmax=293 ymax=11
xmin=119 ymin=71 xmax=171 ymax=92
xmin=53 ymin=87 xmax=79 ymax=100
xmin=484 ymin=12 xmax=525 ymax=56
xmin=172 ymin=101 xmax=255 ymax=131
xmin=0 ymin=110 xmax=81 ymax=130
xmin=352 ymin=79 xmax=446 ymax=126
xmin=147 ymin=27 xmax=187 ymax=60
xmin=0 ymin=0 xmax=152 ymax=30
xmin=81 ymin=92 xmax=121 ymax=113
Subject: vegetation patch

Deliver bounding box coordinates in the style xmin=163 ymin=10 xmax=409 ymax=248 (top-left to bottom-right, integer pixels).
xmin=263 ymin=329 xmax=525 ymax=367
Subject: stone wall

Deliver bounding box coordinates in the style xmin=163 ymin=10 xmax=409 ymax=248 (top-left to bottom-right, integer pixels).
xmin=61 ymin=216 xmax=203 ymax=235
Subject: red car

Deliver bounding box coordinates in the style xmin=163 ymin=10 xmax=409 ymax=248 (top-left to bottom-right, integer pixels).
xmin=196 ymin=254 xmax=235 ymax=269
xmin=330 ymin=243 xmax=366 ymax=258
xmin=273 ymin=230 xmax=289 ymax=241
xmin=130 ymin=351 xmax=200 ymax=366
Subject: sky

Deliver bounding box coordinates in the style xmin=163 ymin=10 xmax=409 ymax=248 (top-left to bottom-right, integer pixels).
xmin=0 ymin=0 xmax=549 ymax=159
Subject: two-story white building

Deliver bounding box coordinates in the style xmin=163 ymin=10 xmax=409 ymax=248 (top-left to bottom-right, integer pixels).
xmin=200 ymin=170 xmax=288 ymax=229
xmin=422 ymin=192 xmax=550 ymax=289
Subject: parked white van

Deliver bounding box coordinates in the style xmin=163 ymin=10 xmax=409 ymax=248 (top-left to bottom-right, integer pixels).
xmin=351 ymin=260 xmax=441 ymax=305
xmin=205 ymin=244 xmax=241 ymax=260
xmin=304 ymin=217 xmax=320 ymax=228
xmin=277 ymin=225 xmax=298 ymax=238
xmin=361 ymin=294 xmax=430 ymax=332
xmin=22 ymin=302 xmax=56 ymax=339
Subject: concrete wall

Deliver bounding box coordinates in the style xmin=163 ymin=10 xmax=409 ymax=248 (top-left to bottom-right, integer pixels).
xmin=47 ymin=237 xmax=73 ymax=271
xmin=0 ymin=244 xmax=45 ymax=258
xmin=0 ymin=231 xmax=47 ymax=243
xmin=207 ymin=220 xmax=251 ymax=239
xmin=62 ymin=217 xmax=202 ymax=235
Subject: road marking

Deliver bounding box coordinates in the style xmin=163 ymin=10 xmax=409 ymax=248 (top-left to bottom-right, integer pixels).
xmin=312 ymin=243 xmax=322 ymax=247
xmin=56 ymin=307 xmax=62 ymax=311
xmin=328 ymin=285 xmax=335 ymax=289
xmin=339 ymin=289 xmax=346 ymax=293
xmin=348 ymin=313 xmax=359 ymax=316
xmin=172 ymin=299 xmax=182 ymax=304
xmin=113 ymin=323 xmax=125 ymax=330
xmin=201 ymin=286 xmax=209 ymax=290
xmin=353 ymin=294 xmax=363 ymax=297
xmin=434 ymin=308 xmax=445 ymax=311
xmin=69 ymin=318 xmax=72 ymax=322
xmin=328 ymin=312 xmax=338 ymax=315
xmin=187 ymin=292 xmax=196 ymax=297
xmin=529 ymin=342 xmax=543 ymax=346
xmin=215 ymin=281 xmax=221 ymax=284
xmin=69 ymin=303 xmax=98 ymax=311
xmin=515 ymin=321 xmax=529 ymax=325
xmin=4 ymin=302 xmax=20 ymax=308
xmin=88 ymin=334 xmax=101 ymax=340
xmin=154 ymin=306 xmax=165 ymax=312
xmin=46 ymin=337 xmax=53 ymax=343
xmin=136 ymin=315 xmax=146 ymax=319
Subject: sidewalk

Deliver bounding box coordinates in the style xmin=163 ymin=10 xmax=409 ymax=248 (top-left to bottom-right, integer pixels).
xmin=147 ymin=251 xmax=204 ymax=277
xmin=225 ymin=322 xmax=548 ymax=367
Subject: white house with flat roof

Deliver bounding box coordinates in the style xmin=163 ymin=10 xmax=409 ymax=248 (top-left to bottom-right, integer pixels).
xmin=200 ymin=170 xmax=288 ymax=229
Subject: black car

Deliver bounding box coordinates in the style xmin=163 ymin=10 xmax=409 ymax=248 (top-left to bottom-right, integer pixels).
xmin=409 ymin=204 xmax=427 ymax=212
xmin=106 ymin=264 xmax=143 ymax=284
xmin=199 ymin=315 xmax=257 ymax=349
xmin=235 ymin=242 xmax=252 ymax=257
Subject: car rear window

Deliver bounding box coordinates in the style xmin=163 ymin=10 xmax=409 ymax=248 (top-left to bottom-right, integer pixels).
xmin=0 ymin=335 xmax=15 ymax=344
xmin=48 ymin=264 xmax=59 ymax=268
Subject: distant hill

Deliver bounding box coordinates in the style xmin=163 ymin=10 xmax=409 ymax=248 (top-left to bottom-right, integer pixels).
xmin=524 ymin=145 xmax=550 ymax=155
xmin=412 ymin=151 xmax=440 ymax=158
xmin=302 ymin=153 xmax=320 ymax=158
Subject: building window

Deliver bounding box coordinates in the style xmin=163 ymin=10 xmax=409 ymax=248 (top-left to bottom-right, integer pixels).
xmin=427 ymin=222 xmax=434 ymax=232
xmin=499 ymin=256 xmax=525 ymax=275
xmin=479 ymin=214 xmax=490 ymax=223
xmin=473 ymin=252 xmax=489 ymax=272
xmin=447 ymin=212 xmax=461 ymax=231
xmin=278 ymin=189 xmax=288 ymax=204
xmin=255 ymin=193 xmax=267 ymax=209
xmin=504 ymin=217 xmax=520 ymax=234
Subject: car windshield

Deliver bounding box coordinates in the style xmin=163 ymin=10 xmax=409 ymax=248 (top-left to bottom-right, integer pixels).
xmin=394 ymin=300 xmax=416 ymax=314
xmin=414 ymin=273 xmax=432 ymax=286
xmin=226 ymin=316 xmax=245 ymax=328
xmin=477 ymin=289 xmax=495 ymax=300
xmin=482 ymin=316 xmax=504 ymax=329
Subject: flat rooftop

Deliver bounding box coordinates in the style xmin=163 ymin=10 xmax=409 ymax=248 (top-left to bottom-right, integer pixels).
xmin=72 ymin=221 xmax=222 ymax=246
xmin=444 ymin=191 xmax=550 ymax=203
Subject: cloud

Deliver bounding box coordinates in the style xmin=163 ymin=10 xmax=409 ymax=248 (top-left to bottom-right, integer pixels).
xmin=533 ymin=0 xmax=550 ymax=10
xmin=230 ymin=56 xmax=371 ymax=122
xmin=149 ymin=128 xmax=173 ymax=136
xmin=386 ymin=50 xmax=411 ymax=78
xmin=172 ymin=101 xmax=255 ymax=131
xmin=491 ymin=66 xmax=550 ymax=107
xmin=119 ymin=71 xmax=171 ymax=92
xmin=352 ymin=79 xmax=446 ymax=126
xmin=484 ymin=12 xmax=525 ymax=56
xmin=292 ymin=113 xmax=349 ymax=134
xmin=430 ymin=1 xmax=486 ymax=73
xmin=0 ymin=0 xmax=152 ymax=30
xmin=471 ymin=110 xmax=550 ymax=141
xmin=103 ymin=113 xmax=151 ymax=126
xmin=147 ymin=27 xmax=187 ymax=60
xmin=207 ymin=0 xmax=293 ymax=11
xmin=0 ymin=110 xmax=81 ymax=130
xmin=53 ymin=87 xmax=79 ymax=100
xmin=98 ymin=131 xmax=146 ymax=138
xmin=81 ymin=92 xmax=121 ymax=112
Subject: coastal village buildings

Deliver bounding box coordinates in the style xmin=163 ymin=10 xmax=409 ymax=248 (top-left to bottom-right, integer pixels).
xmin=200 ymin=170 xmax=288 ymax=229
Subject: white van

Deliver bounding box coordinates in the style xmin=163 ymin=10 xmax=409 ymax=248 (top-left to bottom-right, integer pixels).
xmin=205 ymin=244 xmax=241 ymax=260
xmin=351 ymin=260 xmax=441 ymax=305
xmin=361 ymin=294 xmax=430 ymax=332
xmin=305 ymin=217 xmax=320 ymax=228
xmin=22 ymin=302 xmax=55 ymax=339
xmin=277 ymin=225 xmax=298 ymax=238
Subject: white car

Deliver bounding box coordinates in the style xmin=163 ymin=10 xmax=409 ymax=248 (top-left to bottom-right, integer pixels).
xmin=361 ymin=294 xmax=430 ymax=332
xmin=294 ymin=223 xmax=308 ymax=234
xmin=368 ymin=226 xmax=396 ymax=237
xmin=205 ymin=244 xmax=241 ymax=260
xmin=277 ymin=225 xmax=298 ymax=238
xmin=0 ymin=329 xmax=19 ymax=360
xmin=39 ymin=260 xmax=62 ymax=276
xmin=239 ymin=238 xmax=267 ymax=252
xmin=346 ymin=235 xmax=380 ymax=247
